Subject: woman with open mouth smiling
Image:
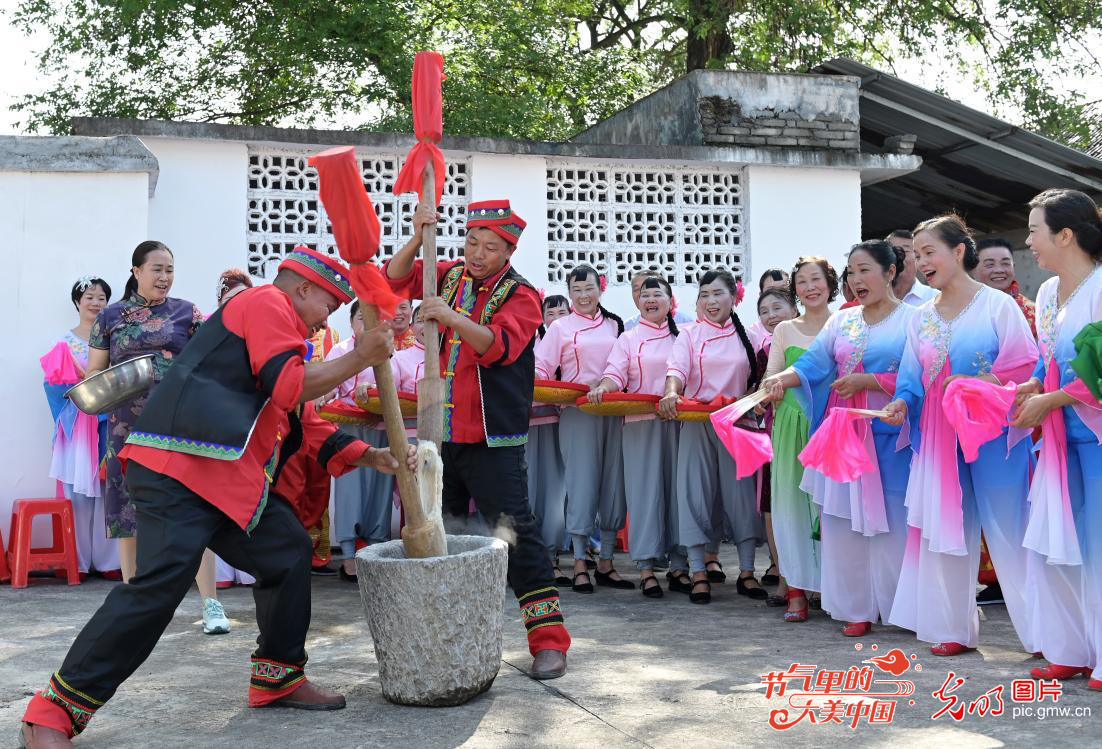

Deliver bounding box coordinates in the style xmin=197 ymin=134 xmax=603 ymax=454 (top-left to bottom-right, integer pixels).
xmin=761 ymin=241 xmax=915 ymax=637
xmin=84 ymin=241 xmax=231 ymax=635
xmin=661 ymin=270 xmax=762 ymax=604
xmin=589 ymin=276 xmax=681 ymax=598
xmin=882 ymin=214 xmax=1039 ymax=658
xmin=1011 ymin=189 xmax=1102 ymax=689
xmin=535 ymin=265 xmax=632 ymax=593
xmin=759 ymin=257 xmax=837 ymax=622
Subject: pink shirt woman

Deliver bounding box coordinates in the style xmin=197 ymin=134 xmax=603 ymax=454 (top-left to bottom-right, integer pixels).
xmin=665 ymin=318 xmax=751 ymax=403
xmin=534 ymin=264 xmax=629 ymax=592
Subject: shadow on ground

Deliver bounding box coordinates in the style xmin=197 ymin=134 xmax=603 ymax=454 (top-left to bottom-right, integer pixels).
xmin=0 ymin=547 xmax=1094 ymax=748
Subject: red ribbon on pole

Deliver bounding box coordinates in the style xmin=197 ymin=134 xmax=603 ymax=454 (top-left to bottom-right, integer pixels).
xmin=392 ymin=51 xmax=446 ymax=203
xmin=309 ymin=146 xmax=401 ymax=319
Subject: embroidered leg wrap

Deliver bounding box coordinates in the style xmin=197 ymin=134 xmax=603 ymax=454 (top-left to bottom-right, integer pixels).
xmin=248 ymin=655 xmax=307 ymax=707
xmin=519 ymin=587 xmax=571 ymax=656
xmin=23 ymin=673 xmax=103 ymax=737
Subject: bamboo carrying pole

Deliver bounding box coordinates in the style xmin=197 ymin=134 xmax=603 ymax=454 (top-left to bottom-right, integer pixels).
xmin=416 ymin=163 xmax=445 ymax=449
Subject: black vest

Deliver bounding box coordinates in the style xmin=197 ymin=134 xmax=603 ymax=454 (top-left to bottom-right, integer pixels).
xmin=126 ymin=303 xmax=296 ymax=464
xmin=440 ymin=262 xmax=536 ymax=447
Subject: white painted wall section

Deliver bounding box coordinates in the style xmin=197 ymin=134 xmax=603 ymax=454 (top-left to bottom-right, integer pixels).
xmin=140 ymin=137 xmax=251 ymax=311
xmin=743 ymin=165 xmax=861 ymax=311
xmin=0 ymin=171 xmax=149 ymax=545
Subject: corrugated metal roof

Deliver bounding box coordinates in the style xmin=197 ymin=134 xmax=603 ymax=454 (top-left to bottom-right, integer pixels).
xmin=813 ymin=58 xmax=1102 ymax=237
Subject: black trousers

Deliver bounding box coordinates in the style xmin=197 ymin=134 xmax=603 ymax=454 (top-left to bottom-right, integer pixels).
xmin=441 ymin=442 xmax=556 ymax=599
xmin=56 ymin=462 xmax=314 ymax=704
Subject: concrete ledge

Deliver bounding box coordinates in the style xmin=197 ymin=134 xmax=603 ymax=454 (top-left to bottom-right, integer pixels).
xmin=0 ymin=135 xmax=159 ymax=196
xmin=70 ymin=117 xmax=920 ymax=174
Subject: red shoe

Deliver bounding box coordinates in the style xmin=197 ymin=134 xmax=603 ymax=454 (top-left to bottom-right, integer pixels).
xmin=100 ymin=569 xmax=122 ymax=581
xmin=842 ymin=621 xmax=872 ymax=637
xmin=1030 ymin=664 xmax=1091 ymax=680
xmin=216 ymin=581 xmax=234 ymax=590
xmin=931 ymin=642 xmax=975 ymax=656
xmin=1088 ymin=679 xmax=1102 ymax=691
xmin=784 ymin=588 xmax=808 ymax=623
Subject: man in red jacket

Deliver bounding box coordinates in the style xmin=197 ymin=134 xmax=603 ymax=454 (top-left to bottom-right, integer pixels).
xmin=21 ymin=248 xmax=414 ymax=748
xmin=386 ymin=200 xmax=570 ymax=682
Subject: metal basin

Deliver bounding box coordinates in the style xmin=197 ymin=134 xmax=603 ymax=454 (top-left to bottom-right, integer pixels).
xmin=65 ymin=355 xmax=155 ymax=415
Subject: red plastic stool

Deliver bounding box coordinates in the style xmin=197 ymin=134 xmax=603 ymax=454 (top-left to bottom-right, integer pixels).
xmin=6 ymin=499 xmax=81 ymax=588
xmin=0 ymin=532 xmax=9 ymax=582
xmin=616 ymin=514 xmax=630 ymax=553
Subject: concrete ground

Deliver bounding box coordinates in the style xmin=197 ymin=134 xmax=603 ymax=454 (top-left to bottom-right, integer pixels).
xmin=0 ymin=547 xmax=1095 ymax=748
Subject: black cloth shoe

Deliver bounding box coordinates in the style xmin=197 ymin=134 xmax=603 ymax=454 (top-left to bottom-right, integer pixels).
xmin=761 ymin=563 xmax=780 ymax=586
xmin=977 ymin=583 xmax=1004 ymax=606
xmin=594 ymin=568 xmax=636 ymax=590
xmin=736 ymin=575 xmax=768 ymax=600
xmin=690 ymin=579 xmax=712 ymax=605
xmin=553 ymin=568 xmax=572 ymax=586
xmin=338 ymin=567 xmax=358 ymax=583
xmin=666 ymin=570 xmax=692 ymax=594
xmin=706 ymin=560 xmax=726 ymax=583
xmin=640 ymin=575 xmax=664 ymax=598
xmin=572 ymin=571 xmax=594 ymax=594
xmin=311 ymin=565 xmax=337 ymax=577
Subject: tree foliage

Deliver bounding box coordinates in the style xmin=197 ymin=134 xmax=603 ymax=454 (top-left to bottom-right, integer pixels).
xmin=11 ymin=0 xmax=1102 ymax=145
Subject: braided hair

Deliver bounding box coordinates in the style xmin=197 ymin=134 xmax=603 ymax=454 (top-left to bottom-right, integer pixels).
xmin=698 ymin=269 xmax=759 ymax=392
xmin=639 ymin=276 xmax=678 ymax=336
xmin=567 ymin=264 xmax=624 ymax=335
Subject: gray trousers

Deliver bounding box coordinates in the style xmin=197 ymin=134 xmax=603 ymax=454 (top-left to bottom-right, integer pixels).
xmin=332 ymin=425 xmax=394 ymax=555
xmin=622 ymin=418 xmax=680 ymax=570
xmin=559 ymin=407 xmax=627 ymax=560
xmin=675 ymin=422 xmax=763 ymax=575
xmin=525 ymin=421 xmax=566 ymax=559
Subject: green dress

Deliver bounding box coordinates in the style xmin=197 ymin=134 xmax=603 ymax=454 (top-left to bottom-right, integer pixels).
xmin=769 ymin=344 xmax=821 ymax=592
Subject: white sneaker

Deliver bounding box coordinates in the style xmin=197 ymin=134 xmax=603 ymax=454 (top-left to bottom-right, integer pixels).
xmin=202 ymin=597 xmax=230 ymax=635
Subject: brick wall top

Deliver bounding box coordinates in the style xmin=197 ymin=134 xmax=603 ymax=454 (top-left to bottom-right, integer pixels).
xmin=699 ymin=98 xmax=860 ymax=152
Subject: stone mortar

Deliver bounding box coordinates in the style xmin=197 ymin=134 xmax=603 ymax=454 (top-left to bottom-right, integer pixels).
xmin=355 ymin=535 xmax=509 ymax=706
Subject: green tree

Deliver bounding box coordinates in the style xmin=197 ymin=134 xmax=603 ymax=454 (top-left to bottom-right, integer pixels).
xmin=11 ymin=0 xmax=1102 ymax=144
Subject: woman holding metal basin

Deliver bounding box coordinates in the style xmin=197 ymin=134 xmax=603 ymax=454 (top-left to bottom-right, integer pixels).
xmin=85 ymin=240 xmax=231 ymax=635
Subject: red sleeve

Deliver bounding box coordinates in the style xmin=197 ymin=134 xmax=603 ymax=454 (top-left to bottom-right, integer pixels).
xmin=384 ymin=258 xmax=455 ymax=301
xmin=299 ymin=402 xmax=370 ymax=477
xmin=474 ymin=284 xmax=542 ymax=368
xmin=223 ymin=287 xmax=308 ymax=411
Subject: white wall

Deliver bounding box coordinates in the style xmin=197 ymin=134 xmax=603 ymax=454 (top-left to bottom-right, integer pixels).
xmin=467 ymin=152 xmax=552 ymax=292
xmin=0 ymin=171 xmax=150 ymax=545
xmin=0 ymin=141 xmax=866 ymax=550
xmin=743 ymin=165 xmax=861 ymax=314
xmin=140 ymin=137 xmax=251 ymax=314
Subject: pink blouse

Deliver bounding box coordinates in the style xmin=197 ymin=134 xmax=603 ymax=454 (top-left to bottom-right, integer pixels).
xmin=603 ymin=319 xmax=676 ymax=395
xmin=324 ymin=337 xmax=376 ymax=404
xmin=665 ymin=318 xmax=751 ymax=402
xmin=534 ymin=311 xmax=620 ymax=386
xmin=392 ymin=341 xmax=426 ymax=393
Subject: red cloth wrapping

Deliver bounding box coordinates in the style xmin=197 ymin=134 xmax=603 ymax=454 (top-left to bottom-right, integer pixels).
xmin=392 ymin=51 xmax=447 ymax=204
xmin=710 ymin=396 xmax=773 ymax=480
xmin=941 ymin=378 xmax=1018 ymax=463
xmin=798 ymin=408 xmax=877 ymax=483
xmin=308 ymin=146 xmax=401 ymax=320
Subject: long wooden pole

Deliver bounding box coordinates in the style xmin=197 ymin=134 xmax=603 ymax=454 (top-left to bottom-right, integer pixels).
xmin=417 ymin=163 xmax=445 ymax=449
xmin=359 ymin=304 xmax=441 ymax=558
